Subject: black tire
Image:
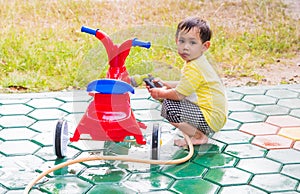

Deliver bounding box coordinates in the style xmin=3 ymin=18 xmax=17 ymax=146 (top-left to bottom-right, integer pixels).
xmin=54 ymin=120 xmax=69 ymax=158
xmin=151 ymin=123 xmax=161 ymax=160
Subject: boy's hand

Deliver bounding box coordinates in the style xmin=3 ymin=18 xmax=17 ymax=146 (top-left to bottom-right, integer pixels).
xmin=147 ymin=86 xmax=185 ymax=101
xmin=152 ymin=78 xmax=164 ymax=88
xmin=144 ymin=76 xmax=164 ymax=88
xmin=147 ymin=87 xmax=166 ymax=100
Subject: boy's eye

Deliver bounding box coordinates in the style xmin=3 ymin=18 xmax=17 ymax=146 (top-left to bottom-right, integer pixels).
xmin=178 ymin=39 xmax=184 ymax=43
xmin=191 ymin=41 xmax=197 ymax=45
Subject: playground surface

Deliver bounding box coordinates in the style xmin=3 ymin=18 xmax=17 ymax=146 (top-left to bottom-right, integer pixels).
xmin=0 ymin=84 xmax=300 ymax=193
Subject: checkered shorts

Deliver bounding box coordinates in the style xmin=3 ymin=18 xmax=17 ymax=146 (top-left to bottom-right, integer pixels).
xmin=161 ymin=99 xmax=214 ymax=136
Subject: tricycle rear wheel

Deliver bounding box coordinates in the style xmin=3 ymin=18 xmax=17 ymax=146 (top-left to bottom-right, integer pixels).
xmin=54 ymin=119 xmax=69 ymax=158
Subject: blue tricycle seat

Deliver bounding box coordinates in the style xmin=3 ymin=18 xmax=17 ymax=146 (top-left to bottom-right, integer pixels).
xmin=87 ymin=79 xmax=134 ymax=94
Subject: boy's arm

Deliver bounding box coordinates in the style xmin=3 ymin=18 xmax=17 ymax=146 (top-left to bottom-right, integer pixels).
xmin=153 ymin=78 xmax=179 ymax=89
xmin=148 ymin=87 xmax=185 ymax=101
xmin=162 ymin=81 xmax=179 ymax=89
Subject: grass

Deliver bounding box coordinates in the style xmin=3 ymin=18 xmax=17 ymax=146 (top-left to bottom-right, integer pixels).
xmin=0 ymin=0 xmax=299 ymax=92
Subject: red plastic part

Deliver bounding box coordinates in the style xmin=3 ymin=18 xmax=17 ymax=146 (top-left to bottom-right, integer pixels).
xmin=95 ymin=30 xmax=132 ymax=83
xmin=70 ymin=29 xmax=147 ymax=145
xmin=70 ymin=93 xmax=146 ymax=145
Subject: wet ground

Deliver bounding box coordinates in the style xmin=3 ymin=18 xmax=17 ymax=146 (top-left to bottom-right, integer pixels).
xmin=0 ymin=84 xmax=300 ymax=193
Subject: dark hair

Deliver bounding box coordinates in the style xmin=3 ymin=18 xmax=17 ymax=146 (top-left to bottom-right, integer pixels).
xmin=176 ymin=17 xmax=212 ymax=43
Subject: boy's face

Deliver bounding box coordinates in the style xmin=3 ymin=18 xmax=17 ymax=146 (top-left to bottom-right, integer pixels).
xmin=176 ymin=27 xmax=210 ymax=62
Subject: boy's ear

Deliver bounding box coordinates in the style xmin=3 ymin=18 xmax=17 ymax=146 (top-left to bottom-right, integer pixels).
xmin=203 ymin=41 xmax=210 ymax=50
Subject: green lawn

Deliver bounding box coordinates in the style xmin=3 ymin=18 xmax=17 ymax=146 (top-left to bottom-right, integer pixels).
xmin=0 ymin=0 xmax=299 ymax=92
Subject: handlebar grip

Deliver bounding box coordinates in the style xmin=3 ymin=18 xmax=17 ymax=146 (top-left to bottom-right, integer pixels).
xmin=144 ymin=78 xmax=156 ymax=88
xmin=81 ymin=26 xmax=97 ymax=36
xmin=132 ymin=38 xmax=151 ymax=49
xmin=154 ymin=81 xmax=164 ymax=88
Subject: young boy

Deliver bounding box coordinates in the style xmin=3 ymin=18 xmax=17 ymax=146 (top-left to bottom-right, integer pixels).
xmin=147 ymin=16 xmax=228 ymax=146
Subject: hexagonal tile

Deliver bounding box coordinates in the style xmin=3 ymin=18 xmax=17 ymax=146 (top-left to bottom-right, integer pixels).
xmin=281 ymin=164 xmax=300 ymax=180
xmin=242 ymin=95 xmax=277 ymax=105
xmin=32 ymin=131 xmax=56 ymax=146
xmin=130 ymin=89 xmax=151 ymax=99
xmin=290 ymin=109 xmax=300 ymax=119
xmin=18 ymin=189 xmax=48 ymax=194
xmin=229 ymin=112 xmax=267 ymax=123
xmin=70 ymin=140 xmax=106 ymax=153
xmin=27 ymin=98 xmax=64 ymax=108
xmin=228 ymin=101 xmax=254 ymax=111
xmin=226 ymin=90 xmax=244 ymax=100
xmin=267 ymin=149 xmax=300 ymax=164
xmin=266 ymin=89 xmax=299 ymax=98
xmin=271 ymin=192 xmax=300 ymax=194
xmin=122 ymin=172 xmax=174 ymax=192
xmin=279 ymin=127 xmax=300 ymax=140
xmin=80 ymin=166 xmax=127 ymax=184
xmin=29 ymin=120 xmax=58 ymax=133
xmin=254 ymin=105 xmax=290 ymax=116
xmin=0 ymin=169 xmax=41 ymax=189
xmin=0 ymin=155 xmax=44 ymax=171
xmin=252 ymin=135 xmax=293 ymax=149
xmin=40 ymin=177 xmax=92 ymax=193
xmin=134 ymin=109 xmax=163 ymax=121
xmin=266 ymin=116 xmax=300 ymax=127
xmin=0 ymin=98 xmax=30 ymax=104
xmin=239 ymin=122 xmax=279 ymax=136
xmin=219 ymin=185 xmax=267 ymax=194
xmin=170 ymin=178 xmax=219 ymax=194
xmin=28 ymin=108 xmax=68 ymax=120
xmin=231 ymin=87 xmax=266 ymax=95
xmin=0 ymin=115 xmax=36 ymax=128
xmin=87 ymin=184 xmax=135 ymax=194
xmin=161 ymin=162 xmax=206 ymax=179
xmin=193 ymin=153 xmax=238 ymax=168
xmin=0 ymin=128 xmax=38 ymax=140
xmin=35 ymin=145 xmax=80 ymax=161
xmin=224 ymin=144 xmax=266 ymax=158
xmin=131 ymin=99 xmax=160 ymax=110
xmin=251 ymin=174 xmax=298 ymax=192
xmin=59 ymin=101 xmax=89 ymax=113
xmin=277 ymin=98 xmax=300 ymax=109
xmin=294 ymin=141 xmax=300 ymax=151
xmin=212 ymin=131 xmax=253 ymax=144
xmin=237 ymin=158 xmax=281 ymax=174
xmin=0 ymin=104 xmax=33 ymax=115
xmin=56 ymin=91 xmax=91 ymax=102
xmin=196 ymin=142 xmax=226 ymax=154
xmin=38 ymin=159 xmax=84 ymax=177
xmin=221 ymin=119 xmax=241 ymax=130
xmin=0 ymin=187 xmax=6 ymax=193
xmin=289 ymin=87 xmax=300 ymax=93
xmin=63 ymin=113 xmax=84 ymax=126
xmin=204 ymin=167 xmax=252 ymax=186
xmin=0 ymin=140 xmax=40 ymax=156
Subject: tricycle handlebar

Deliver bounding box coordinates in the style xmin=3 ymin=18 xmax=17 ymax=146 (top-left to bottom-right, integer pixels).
xmin=81 ymin=26 xmax=151 ymax=49
xmin=81 ymin=26 xmax=97 ymax=35
xmin=132 ymin=38 xmax=151 ymax=49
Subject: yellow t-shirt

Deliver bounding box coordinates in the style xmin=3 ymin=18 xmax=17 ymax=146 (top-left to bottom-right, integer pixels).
xmin=175 ymin=55 xmax=228 ymax=132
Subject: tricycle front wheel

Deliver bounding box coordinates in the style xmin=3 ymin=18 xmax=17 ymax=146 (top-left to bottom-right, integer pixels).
xmin=151 ymin=123 xmax=161 ymax=160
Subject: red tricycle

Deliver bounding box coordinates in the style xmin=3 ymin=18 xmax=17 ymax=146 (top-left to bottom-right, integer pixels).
xmin=54 ymin=26 xmax=161 ymax=160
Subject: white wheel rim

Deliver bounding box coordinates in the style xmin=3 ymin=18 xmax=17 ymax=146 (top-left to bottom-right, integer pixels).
xmin=60 ymin=121 xmax=69 ymax=156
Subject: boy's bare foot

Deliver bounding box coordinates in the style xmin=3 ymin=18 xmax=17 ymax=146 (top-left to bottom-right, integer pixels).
xmin=174 ymin=139 xmax=188 ymax=147
xmin=174 ymin=135 xmax=208 ymax=147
